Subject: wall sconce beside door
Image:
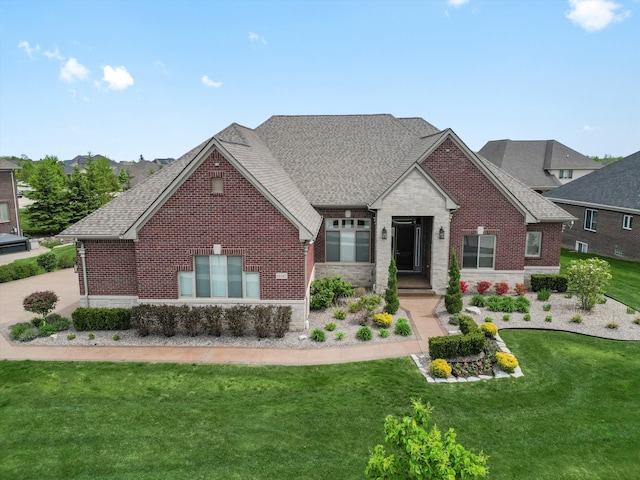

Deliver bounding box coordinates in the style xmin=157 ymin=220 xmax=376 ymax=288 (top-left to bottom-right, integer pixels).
xmin=381 ymin=227 xmax=388 ymax=240
xmin=439 ymin=226 xmax=445 ymax=240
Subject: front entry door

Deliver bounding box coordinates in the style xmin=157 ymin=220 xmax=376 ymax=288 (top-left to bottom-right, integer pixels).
xmin=395 ymin=224 xmax=415 ymax=271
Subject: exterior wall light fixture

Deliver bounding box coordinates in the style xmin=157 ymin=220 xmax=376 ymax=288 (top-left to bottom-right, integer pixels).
xmin=439 ymin=226 xmax=445 ymax=239
xmin=381 ymin=227 xmax=388 ymax=240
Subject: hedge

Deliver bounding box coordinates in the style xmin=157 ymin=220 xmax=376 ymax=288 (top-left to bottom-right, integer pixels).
xmin=530 ymin=274 xmax=568 ymax=292
xmin=72 ymin=307 xmax=131 ymax=331
xmin=429 ymin=315 xmax=485 ymax=359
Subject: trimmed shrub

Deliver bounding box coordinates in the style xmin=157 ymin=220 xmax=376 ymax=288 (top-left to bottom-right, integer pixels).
xmin=530 ymin=274 xmax=568 ymax=292
xmin=203 ymin=305 xmax=224 ymax=336
xmin=310 ymin=328 xmax=326 ymax=342
xmin=494 ymin=282 xmax=509 ymax=295
xmin=545 ymin=315 xmax=553 ymax=322
xmin=428 ymin=332 xmax=485 ymax=359
xmin=502 ymin=314 xmax=511 ymax=321
xmin=444 ymin=250 xmax=463 ymax=314
xmin=36 ymin=252 xmax=58 ymax=272
xmin=481 ymin=322 xmax=498 ymax=337
xmin=73 ymin=307 xmax=131 ymax=331
xmin=458 ymin=315 xmax=480 ymax=335
xmin=514 ymin=283 xmax=528 ymax=296
xmin=23 ymin=290 xmax=59 ymax=319
xmin=310 ymin=276 xmax=353 ymax=310
xmin=379 ymin=328 xmax=390 ymax=338
xmin=384 ymin=258 xmax=400 ymax=314
xmin=448 ymin=314 xmax=460 ymax=326
xmin=131 ymin=304 xmax=155 ymax=336
xmin=429 ymin=359 xmax=452 ymax=378
xmin=496 ymin=352 xmax=518 ymax=373
xmin=394 ymin=318 xmax=412 ymax=336
xmin=226 ymin=305 xmax=252 ymax=337
xmin=67 ymin=333 xmax=76 ymax=340
xmin=470 ymin=294 xmax=487 ymax=307
xmin=179 ymin=305 xmax=201 ymax=337
xmin=373 ymin=312 xmax=393 ymax=328
xmin=514 ymin=296 xmax=530 ymax=313
xmin=356 ymin=326 xmax=373 ymax=341
xmin=498 ymin=296 xmax=515 ymax=313
xmin=56 ymin=249 xmax=77 ymax=269
xmin=476 ymin=281 xmax=491 ymax=294
xmin=273 ymin=306 xmax=292 ymax=337
xmin=253 ymin=305 xmax=273 ymax=338
xmin=0 ymin=262 xmax=39 ymax=283
xmin=310 ymin=289 xmax=334 ymax=310
xmin=523 ymin=314 xmax=531 ymax=321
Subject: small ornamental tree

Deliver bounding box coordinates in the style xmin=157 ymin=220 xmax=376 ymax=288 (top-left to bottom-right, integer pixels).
xmin=384 ymin=258 xmax=400 ymax=314
xmin=567 ymin=258 xmax=612 ymax=311
xmin=365 ymin=399 xmax=488 ymax=480
xmin=444 ymin=249 xmax=463 ymax=314
xmin=23 ymin=290 xmax=59 ymax=320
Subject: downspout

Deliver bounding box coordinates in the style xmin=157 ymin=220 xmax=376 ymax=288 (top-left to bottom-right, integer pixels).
xmin=10 ymin=170 xmax=21 ymax=236
xmin=79 ymin=241 xmax=89 ymax=307
xmin=303 ymin=240 xmax=310 ymax=330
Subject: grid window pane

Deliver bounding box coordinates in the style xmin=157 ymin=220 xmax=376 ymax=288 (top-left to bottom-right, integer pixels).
xmin=195 ymin=256 xmax=211 ymax=297
xmin=478 ymin=236 xmax=495 ymax=268
xmin=211 ymin=256 xmax=227 ymax=297
xmin=178 ymin=272 xmax=193 ymax=297
xmin=462 ymin=236 xmax=478 ymax=268
xmin=326 ymin=231 xmax=340 ymax=261
xmin=356 ymin=231 xmax=370 ymax=262
xmin=245 ymin=272 xmax=260 ymax=298
xmin=340 ymin=231 xmax=356 ymax=262
xmin=227 ymin=256 xmax=243 ymax=298
xmin=0 ymin=203 xmax=9 ymax=222
xmin=526 ymin=232 xmax=541 ymax=257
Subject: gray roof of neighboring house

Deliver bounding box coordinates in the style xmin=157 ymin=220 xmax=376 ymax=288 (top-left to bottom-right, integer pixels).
xmin=60 ymin=114 xmax=572 ymax=239
xmin=0 ymin=159 xmax=19 ymax=170
xmin=478 ymin=140 xmax=601 ymax=190
xmin=544 ymin=151 xmax=640 ymax=213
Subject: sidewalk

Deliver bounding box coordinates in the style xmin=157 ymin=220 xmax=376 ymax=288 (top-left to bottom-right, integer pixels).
xmin=0 ymin=244 xmax=51 ymax=266
xmin=0 ymin=269 xmax=445 ymax=365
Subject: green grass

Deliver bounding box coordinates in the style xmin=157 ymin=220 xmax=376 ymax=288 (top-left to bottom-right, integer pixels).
xmin=0 ymin=244 xmax=75 ymax=282
xmin=561 ymin=248 xmax=640 ymax=311
xmin=1 ymin=330 xmax=639 ymax=479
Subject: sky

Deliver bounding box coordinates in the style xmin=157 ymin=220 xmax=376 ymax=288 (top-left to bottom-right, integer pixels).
xmin=1 ymin=0 xmax=639 ymax=162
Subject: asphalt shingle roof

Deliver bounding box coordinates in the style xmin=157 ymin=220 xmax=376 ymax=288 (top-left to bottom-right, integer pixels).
xmin=479 ymin=140 xmax=600 ymax=190
xmin=0 ymin=159 xmax=19 ymax=170
xmin=544 ymin=151 xmax=640 ymax=212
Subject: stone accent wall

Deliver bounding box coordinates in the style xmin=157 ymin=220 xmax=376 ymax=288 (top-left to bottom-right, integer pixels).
xmin=315 ymin=263 xmax=375 ymax=288
xmin=554 ymin=203 xmax=640 ymax=261
xmin=375 ymin=169 xmax=451 ymax=294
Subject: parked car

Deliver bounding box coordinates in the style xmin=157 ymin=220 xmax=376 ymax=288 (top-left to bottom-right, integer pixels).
xmin=17 ymin=189 xmax=23 ymax=198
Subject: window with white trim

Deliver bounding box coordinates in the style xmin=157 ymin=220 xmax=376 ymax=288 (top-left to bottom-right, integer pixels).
xmin=623 ymin=215 xmax=633 ymax=230
xmin=576 ymin=241 xmax=588 ymax=253
xmin=525 ymin=232 xmax=542 ymax=257
xmin=0 ymin=203 xmax=9 ymax=223
xmin=178 ymin=255 xmax=259 ymax=298
xmin=462 ymin=235 xmax=496 ymax=269
xmin=325 ymin=218 xmax=371 ymax=262
xmin=559 ymin=169 xmax=573 ymax=179
xmin=584 ymin=209 xmax=598 ymax=231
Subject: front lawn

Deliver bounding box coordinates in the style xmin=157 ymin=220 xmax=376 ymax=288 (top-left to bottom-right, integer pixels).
xmin=1 ymin=330 xmax=639 ymax=479
xmin=0 ymin=244 xmax=75 ymax=283
xmin=560 ymin=248 xmax=640 ymax=311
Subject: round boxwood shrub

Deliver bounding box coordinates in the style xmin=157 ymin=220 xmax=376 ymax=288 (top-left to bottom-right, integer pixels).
xmin=496 ymin=352 xmax=519 ymax=373
xmin=310 ymin=328 xmax=326 ymax=342
xmin=356 ymin=326 xmax=373 ymax=341
xmin=429 ymin=359 xmax=452 ymax=378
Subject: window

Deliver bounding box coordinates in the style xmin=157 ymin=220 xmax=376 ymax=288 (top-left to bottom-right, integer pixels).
xmin=178 ymin=255 xmax=259 ymax=298
xmin=525 ymin=232 xmax=542 ymax=257
xmin=559 ymin=169 xmax=573 ymax=179
xmin=623 ymin=215 xmax=633 ymax=230
xmin=462 ymin=235 xmax=496 ymax=269
xmin=576 ymin=241 xmax=588 ymax=253
xmin=584 ymin=209 xmax=598 ymax=231
xmin=325 ymin=218 xmax=371 ymax=262
xmin=0 ymin=203 xmax=9 ymax=223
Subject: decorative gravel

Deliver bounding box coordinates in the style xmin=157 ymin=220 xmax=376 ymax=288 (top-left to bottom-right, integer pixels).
xmin=6 ymin=305 xmax=416 ymax=349
xmin=435 ymin=293 xmax=640 ymax=342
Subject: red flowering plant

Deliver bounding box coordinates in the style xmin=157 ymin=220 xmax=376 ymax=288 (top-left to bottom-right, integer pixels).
xmin=23 ymin=290 xmax=59 ymax=321
xmin=494 ymin=282 xmax=509 ymax=295
xmin=476 ymin=281 xmax=491 ymax=295
xmin=459 ymin=280 xmax=469 ymax=294
xmin=514 ymin=283 xmax=528 ymax=296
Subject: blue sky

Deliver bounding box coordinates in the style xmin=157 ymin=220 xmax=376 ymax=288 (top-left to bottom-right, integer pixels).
xmin=1 ymin=0 xmax=639 ymax=162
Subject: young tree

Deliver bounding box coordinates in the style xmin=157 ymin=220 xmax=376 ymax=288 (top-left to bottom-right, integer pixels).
xmin=23 ymin=291 xmax=59 ymax=320
xmin=86 ymin=155 xmax=120 ymax=206
xmin=365 ymin=399 xmax=488 ymax=480
xmin=567 ymin=258 xmax=612 ymax=311
xmin=444 ymin=249 xmax=463 ymax=314
xmin=384 ymin=257 xmax=400 ymax=314
xmin=117 ymin=168 xmax=132 ymax=191
xmin=26 ymin=156 xmax=70 ymax=234
xmin=66 ymin=166 xmax=101 ymax=224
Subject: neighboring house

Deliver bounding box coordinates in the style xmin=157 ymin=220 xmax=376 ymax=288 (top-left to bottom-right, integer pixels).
xmin=0 ymin=159 xmax=29 ymax=254
xmin=478 ymin=140 xmax=601 ymax=193
xmin=544 ymin=151 xmax=640 ymax=262
xmin=63 ymin=154 xmax=119 ymax=176
xmin=59 ymin=115 xmax=574 ymax=330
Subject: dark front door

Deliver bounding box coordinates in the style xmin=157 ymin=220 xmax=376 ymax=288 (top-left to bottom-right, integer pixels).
xmin=395 ymin=224 xmax=415 ymax=271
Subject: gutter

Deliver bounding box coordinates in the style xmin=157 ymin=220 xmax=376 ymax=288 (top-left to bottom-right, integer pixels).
xmin=78 ymin=241 xmax=89 ymax=307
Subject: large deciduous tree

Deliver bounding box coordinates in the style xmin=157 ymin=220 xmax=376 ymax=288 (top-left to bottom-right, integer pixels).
xmin=86 ymin=155 xmax=120 ymax=206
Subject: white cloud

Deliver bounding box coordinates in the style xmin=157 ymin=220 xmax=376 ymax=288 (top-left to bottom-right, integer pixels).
xmin=18 ymin=41 xmax=39 ymax=57
xmin=249 ymin=32 xmax=267 ymax=45
xmin=583 ymin=124 xmax=596 ymax=132
xmin=102 ymin=65 xmax=134 ymax=90
xmin=60 ymin=58 xmax=89 ymax=82
xmin=447 ymin=0 xmax=469 ymax=6
xmin=155 ymin=60 xmax=169 ymax=75
xmin=44 ymin=47 xmax=65 ymax=60
xmin=201 ymin=75 xmax=222 ymax=88
xmin=566 ymin=0 xmax=630 ymax=32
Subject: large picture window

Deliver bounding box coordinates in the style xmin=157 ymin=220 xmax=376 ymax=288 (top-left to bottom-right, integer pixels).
xmin=525 ymin=232 xmax=542 ymax=257
xmin=325 ymin=218 xmax=371 ymax=262
xmin=0 ymin=203 xmax=9 ymax=223
xmin=462 ymin=235 xmax=496 ymax=269
xmin=178 ymin=255 xmax=259 ymax=298
xmin=584 ymin=209 xmax=598 ymax=231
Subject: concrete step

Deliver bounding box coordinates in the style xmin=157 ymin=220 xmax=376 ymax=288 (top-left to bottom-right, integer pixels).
xmin=398 ymin=288 xmax=437 ymax=298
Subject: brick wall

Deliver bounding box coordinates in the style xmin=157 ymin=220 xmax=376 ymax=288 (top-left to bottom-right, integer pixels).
xmin=135 ymin=150 xmax=307 ymax=300
xmin=78 ymin=240 xmax=138 ymax=296
xmin=555 ymin=203 xmax=640 ymax=261
xmin=525 ymin=222 xmax=563 ymax=267
xmin=0 ymin=170 xmax=20 ymax=235
xmin=421 ymin=139 xmax=527 ymax=271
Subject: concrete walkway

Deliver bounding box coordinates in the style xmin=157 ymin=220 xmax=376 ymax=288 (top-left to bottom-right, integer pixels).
xmin=0 ymin=268 xmax=446 ymax=365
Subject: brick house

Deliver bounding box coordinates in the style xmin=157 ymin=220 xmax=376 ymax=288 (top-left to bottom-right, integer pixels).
xmin=59 ymin=115 xmax=574 ymax=330
xmin=544 ymin=151 xmax=640 ymax=262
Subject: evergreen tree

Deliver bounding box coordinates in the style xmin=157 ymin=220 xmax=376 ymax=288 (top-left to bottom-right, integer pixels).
xmin=117 ymin=168 xmax=132 ymax=191
xmin=66 ymin=166 xmax=100 ymax=224
xmin=86 ymin=155 xmax=120 ymax=206
xmin=26 ymin=156 xmax=70 ymax=234
xmin=384 ymin=257 xmax=400 ymax=314
xmin=444 ymin=249 xmax=463 ymax=314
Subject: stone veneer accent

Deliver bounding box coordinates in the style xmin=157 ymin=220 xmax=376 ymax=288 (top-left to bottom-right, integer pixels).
xmin=314 ymin=263 xmax=375 ymax=288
